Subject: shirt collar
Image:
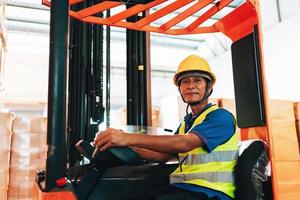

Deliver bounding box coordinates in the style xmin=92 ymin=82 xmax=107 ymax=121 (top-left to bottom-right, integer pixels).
xmin=184 ymin=103 xmax=213 ymax=122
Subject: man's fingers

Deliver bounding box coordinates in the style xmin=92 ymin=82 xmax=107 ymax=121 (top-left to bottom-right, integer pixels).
xmin=95 ymin=134 xmax=111 ymax=151
xmin=96 ymin=138 xmax=113 ymax=152
xmin=100 ymin=142 xmax=113 ymax=152
xmin=93 ymin=128 xmax=126 ymax=151
xmin=94 ymin=131 xmax=107 ymax=144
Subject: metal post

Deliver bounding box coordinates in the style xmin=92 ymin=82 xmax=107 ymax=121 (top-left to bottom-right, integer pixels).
xmin=126 ymin=9 xmax=151 ymax=126
xmin=126 ymin=18 xmax=138 ymax=125
xmin=45 ymin=0 xmax=69 ymax=191
xmin=275 ymin=0 xmax=282 ymax=22
xmin=68 ymin=4 xmax=84 ymax=167
xmin=106 ymin=10 xmax=111 ymax=128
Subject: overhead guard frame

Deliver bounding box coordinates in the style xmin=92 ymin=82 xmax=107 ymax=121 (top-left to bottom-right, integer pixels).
xmin=43 ymin=0 xmax=257 ymax=41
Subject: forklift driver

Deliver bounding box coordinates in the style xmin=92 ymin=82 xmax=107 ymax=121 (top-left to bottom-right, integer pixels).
xmin=94 ymin=55 xmax=239 ymax=200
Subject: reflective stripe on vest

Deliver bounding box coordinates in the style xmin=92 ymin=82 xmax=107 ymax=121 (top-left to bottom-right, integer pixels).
xmin=170 ymin=105 xmax=238 ymax=198
xmin=178 ymin=150 xmax=238 ymax=165
xmin=170 ymin=171 xmax=234 ymax=183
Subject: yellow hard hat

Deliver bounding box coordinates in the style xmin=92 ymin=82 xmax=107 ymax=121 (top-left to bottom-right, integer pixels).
xmin=173 ymin=55 xmax=216 ymax=86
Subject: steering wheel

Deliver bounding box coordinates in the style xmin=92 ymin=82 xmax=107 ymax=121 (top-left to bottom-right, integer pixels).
xmin=107 ymin=147 xmax=144 ymax=165
xmin=92 ymin=146 xmax=144 ymax=165
xmin=76 ymin=140 xmax=144 ymax=166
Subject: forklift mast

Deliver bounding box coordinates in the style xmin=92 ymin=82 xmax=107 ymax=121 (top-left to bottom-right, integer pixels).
xmin=39 ymin=0 xmax=300 ymax=199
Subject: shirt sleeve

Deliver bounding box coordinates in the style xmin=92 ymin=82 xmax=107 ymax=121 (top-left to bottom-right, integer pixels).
xmin=189 ymin=108 xmax=236 ymax=152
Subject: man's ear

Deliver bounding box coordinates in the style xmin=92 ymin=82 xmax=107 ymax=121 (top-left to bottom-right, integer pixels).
xmin=177 ymin=86 xmax=181 ymax=92
xmin=208 ymin=86 xmax=214 ymax=96
xmin=207 ymin=83 xmax=214 ymax=94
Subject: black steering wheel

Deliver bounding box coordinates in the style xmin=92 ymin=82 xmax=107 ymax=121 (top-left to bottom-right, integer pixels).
xmin=76 ymin=140 xmax=144 ymax=166
xmin=91 ymin=147 xmax=144 ymax=167
xmin=107 ymin=147 xmax=144 ymax=165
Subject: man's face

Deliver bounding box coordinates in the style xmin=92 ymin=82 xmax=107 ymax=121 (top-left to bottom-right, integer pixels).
xmin=179 ymin=76 xmax=208 ymax=104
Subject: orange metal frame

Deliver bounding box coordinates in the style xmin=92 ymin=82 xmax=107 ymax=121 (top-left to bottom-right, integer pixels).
xmin=42 ymin=0 xmax=257 ymax=41
xmin=34 ymin=182 xmax=77 ymax=200
xmin=42 ymin=1 xmax=295 ymax=200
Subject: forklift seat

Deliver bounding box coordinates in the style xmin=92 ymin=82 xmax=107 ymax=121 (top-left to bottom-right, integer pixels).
xmin=234 ymin=140 xmax=273 ymax=200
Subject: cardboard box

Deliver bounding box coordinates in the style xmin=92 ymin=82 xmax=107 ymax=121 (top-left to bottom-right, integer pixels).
xmin=12 ymin=117 xmax=31 ymax=133
xmin=0 ymin=150 xmax=10 ymax=169
xmin=271 ymin=120 xmax=299 ymax=161
xmin=0 ymin=132 xmax=11 ymax=150
xmin=30 ymin=117 xmax=47 ymax=133
xmin=11 ymin=132 xmax=47 ymax=151
xmin=294 ymin=103 xmax=300 ymax=150
xmin=10 ymin=150 xmax=46 ymax=169
xmin=0 ymin=112 xmax=14 ymax=132
xmin=269 ymin=100 xmax=295 ymax=121
xmin=13 ymin=116 xmax=47 ymax=133
xmin=9 ymin=167 xmax=37 ymax=186
xmin=275 ymin=161 xmax=300 ymax=200
xmin=8 ymin=182 xmax=37 ymax=200
xmin=0 ymin=187 xmax=7 ymax=200
xmin=0 ymin=168 xmax=9 ymax=186
xmin=293 ymin=102 xmax=300 ymax=120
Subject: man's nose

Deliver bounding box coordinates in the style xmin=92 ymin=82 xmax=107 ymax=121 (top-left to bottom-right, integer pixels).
xmin=187 ymin=80 xmax=196 ymax=88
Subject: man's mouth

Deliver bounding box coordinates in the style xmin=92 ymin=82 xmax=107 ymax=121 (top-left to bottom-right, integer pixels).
xmin=185 ymin=92 xmax=199 ymax=95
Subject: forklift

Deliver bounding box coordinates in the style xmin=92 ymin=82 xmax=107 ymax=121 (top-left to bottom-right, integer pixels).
xmin=35 ymin=0 xmax=300 ymax=199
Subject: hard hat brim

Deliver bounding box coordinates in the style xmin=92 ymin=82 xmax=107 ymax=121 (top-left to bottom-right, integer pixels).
xmin=175 ymin=71 xmax=212 ymax=85
xmin=174 ymin=70 xmax=216 ymax=86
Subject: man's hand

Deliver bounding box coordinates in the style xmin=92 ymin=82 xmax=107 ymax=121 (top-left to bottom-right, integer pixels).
xmin=93 ymin=128 xmax=129 ymax=151
xmin=93 ymin=128 xmax=203 ymax=154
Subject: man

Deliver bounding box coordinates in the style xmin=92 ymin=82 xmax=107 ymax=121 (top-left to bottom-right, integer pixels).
xmin=94 ymin=55 xmax=238 ymax=200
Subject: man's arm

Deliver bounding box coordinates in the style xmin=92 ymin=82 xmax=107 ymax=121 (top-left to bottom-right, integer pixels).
xmin=93 ymin=128 xmax=203 ymax=154
xmin=130 ymin=147 xmax=175 ymax=163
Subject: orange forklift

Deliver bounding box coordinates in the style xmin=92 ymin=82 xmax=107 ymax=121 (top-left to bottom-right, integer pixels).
xmin=35 ymin=0 xmax=300 ymax=199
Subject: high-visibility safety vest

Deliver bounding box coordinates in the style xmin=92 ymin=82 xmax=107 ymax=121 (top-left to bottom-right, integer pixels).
xmin=170 ymin=105 xmax=239 ymax=198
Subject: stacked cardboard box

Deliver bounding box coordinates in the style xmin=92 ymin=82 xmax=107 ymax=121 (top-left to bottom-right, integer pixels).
xmin=0 ymin=112 xmax=14 ymax=200
xmin=268 ymin=100 xmax=300 ymax=200
xmin=151 ymin=108 xmax=160 ymax=127
xmin=268 ymin=100 xmax=299 ymax=161
xmin=0 ymin=0 xmax=7 ymax=86
xmin=294 ymin=102 xmax=300 ymax=151
xmin=8 ymin=116 xmax=47 ymax=200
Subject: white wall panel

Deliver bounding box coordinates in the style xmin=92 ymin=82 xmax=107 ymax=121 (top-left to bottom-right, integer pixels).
xmin=260 ymin=0 xmax=279 ymax=30
xmin=279 ymin=0 xmax=300 ymax=20
xmin=4 ymin=31 xmax=49 ymax=103
xmin=263 ymin=10 xmax=300 ymax=101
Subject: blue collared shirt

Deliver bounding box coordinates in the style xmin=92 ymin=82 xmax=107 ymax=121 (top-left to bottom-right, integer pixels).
xmin=173 ymin=103 xmax=236 ymax=200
